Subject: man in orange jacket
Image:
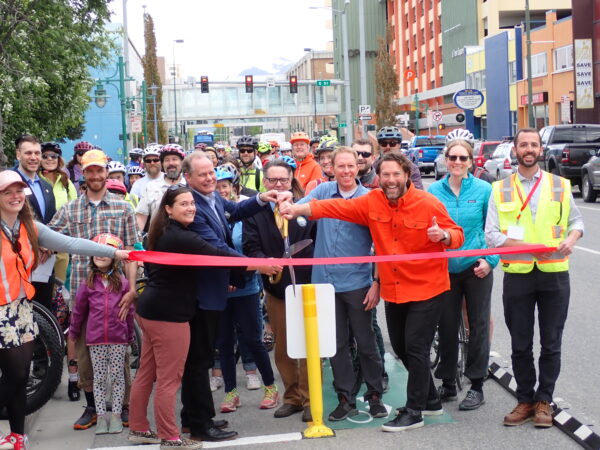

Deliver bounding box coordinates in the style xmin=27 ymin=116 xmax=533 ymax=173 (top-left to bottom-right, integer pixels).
xmin=280 ymin=151 xmax=464 ymax=433
xmin=290 ymin=132 xmax=322 ymax=190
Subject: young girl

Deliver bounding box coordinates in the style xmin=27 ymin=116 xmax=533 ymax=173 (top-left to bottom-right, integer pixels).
xmin=68 ymin=233 xmax=134 ymax=435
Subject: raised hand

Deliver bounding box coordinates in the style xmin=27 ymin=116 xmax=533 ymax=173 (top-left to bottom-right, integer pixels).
xmin=427 ymin=216 xmax=445 ymax=243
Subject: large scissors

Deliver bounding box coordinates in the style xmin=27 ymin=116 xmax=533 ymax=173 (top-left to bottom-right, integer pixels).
xmin=269 ymin=218 xmax=312 ymax=292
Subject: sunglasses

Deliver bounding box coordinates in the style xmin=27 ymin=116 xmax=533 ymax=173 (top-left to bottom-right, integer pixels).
xmin=356 ymin=151 xmax=372 ymax=158
xmin=447 ymin=155 xmax=470 ymax=162
xmin=238 ymin=148 xmax=255 ymax=154
xmin=265 ymin=177 xmax=290 ymax=184
xmin=378 ymin=141 xmax=399 ymax=148
xmin=167 ymin=183 xmax=188 ymax=192
xmin=144 ymin=158 xmax=160 ymax=163
xmin=42 ymin=153 xmax=59 ymax=160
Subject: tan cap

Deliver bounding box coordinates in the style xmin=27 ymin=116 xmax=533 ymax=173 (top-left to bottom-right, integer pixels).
xmin=81 ymin=149 xmax=108 ymax=170
xmin=0 ymin=170 xmax=28 ymax=192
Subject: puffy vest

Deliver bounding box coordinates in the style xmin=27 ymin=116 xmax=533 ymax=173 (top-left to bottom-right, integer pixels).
xmin=0 ymin=222 xmax=36 ymax=305
xmin=492 ymin=171 xmax=570 ymax=273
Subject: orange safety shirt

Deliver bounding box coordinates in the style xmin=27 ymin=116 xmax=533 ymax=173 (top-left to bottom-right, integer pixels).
xmin=294 ymin=153 xmax=323 ymax=190
xmin=309 ymin=184 xmax=464 ymax=303
xmin=0 ymin=222 xmax=36 ymax=305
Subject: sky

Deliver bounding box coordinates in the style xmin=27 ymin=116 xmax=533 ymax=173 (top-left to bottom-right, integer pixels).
xmin=110 ymin=0 xmax=334 ymax=80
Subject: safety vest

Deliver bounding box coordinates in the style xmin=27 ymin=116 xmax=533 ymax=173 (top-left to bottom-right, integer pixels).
xmin=125 ymin=192 xmax=139 ymax=210
xmin=492 ymin=171 xmax=570 ymax=273
xmin=0 ymin=222 xmax=36 ymax=305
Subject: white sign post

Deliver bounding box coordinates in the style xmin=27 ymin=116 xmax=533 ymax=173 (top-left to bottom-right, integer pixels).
xmin=358 ymin=104 xmax=371 ymax=115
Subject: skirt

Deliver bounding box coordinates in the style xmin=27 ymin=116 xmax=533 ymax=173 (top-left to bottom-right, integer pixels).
xmin=0 ymin=298 xmax=39 ymax=349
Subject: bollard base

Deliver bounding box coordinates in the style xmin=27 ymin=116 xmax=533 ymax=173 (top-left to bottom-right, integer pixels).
xmin=303 ymin=423 xmax=335 ymax=439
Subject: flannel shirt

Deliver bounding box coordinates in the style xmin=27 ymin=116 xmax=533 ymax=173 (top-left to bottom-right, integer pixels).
xmin=48 ymin=191 xmax=138 ymax=296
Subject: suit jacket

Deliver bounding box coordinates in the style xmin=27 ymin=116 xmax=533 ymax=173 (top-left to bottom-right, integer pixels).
xmin=13 ymin=169 xmax=56 ymax=224
xmin=188 ymin=189 xmax=263 ymax=311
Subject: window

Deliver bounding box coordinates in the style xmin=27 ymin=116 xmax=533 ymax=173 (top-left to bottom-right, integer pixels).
xmin=431 ymin=51 xmax=435 ymax=68
xmin=421 ymin=28 xmax=425 ymax=44
xmin=508 ymin=60 xmax=517 ymax=84
xmin=431 ymin=80 xmax=436 ymax=89
xmin=553 ymin=45 xmax=573 ymax=71
xmin=523 ymin=52 xmax=547 ymax=78
xmin=422 ymin=57 xmax=426 ymax=73
xmin=406 ymin=14 xmax=409 ymax=28
xmin=413 ymin=7 xmax=416 ymax=20
xmin=430 ymin=21 xmax=434 ymax=35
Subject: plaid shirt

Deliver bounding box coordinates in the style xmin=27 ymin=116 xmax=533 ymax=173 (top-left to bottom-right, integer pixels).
xmin=48 ymin=191 xmax=139 ymax=296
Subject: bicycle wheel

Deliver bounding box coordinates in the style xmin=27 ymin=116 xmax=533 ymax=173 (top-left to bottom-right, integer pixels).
xmin=429 ymin=327 xmax=440 ymax=370
xmin=456 ymin=317 xmax=468 ymax=391
xmin=129 ymin=319 xmax=143 ymax=370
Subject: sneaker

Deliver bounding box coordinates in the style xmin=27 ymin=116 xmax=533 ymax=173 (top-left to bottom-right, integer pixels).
xmin=368 ymin=395 xmax=388 ymax=418
xmin=437 ymin=384 xmax=458 ymax=402
xmin=259 ymin=385 xmax=279 ymax=409
xmin=0 ymin=432 xmax=12 ymax=450
xmin=423 ymin=397 xmax=444 ymax=416
xmin=220 ymin=389 xmax=241 ymax=413
xmin=7 ymin=433 xmax=27 ymax=450
xmin=459 ymin=390 xmax=485 ymax=411
xmin=210 ymin=375 xmax=224 ymax=392
xmin=96 ymin=415 xmax=109 ymax=435
xmin=160 ymin=437 xmax=203 ymax=449
xmin=108 ymin=413 xmax=123 ymax=434
xmin=121 ymin=405 xmax=129 ymax=427
xmin=129 ymin=430 xmax=161 ymax=444
xmin=245 ymin=373 xmax=261 ymax=390
xmin=534 ymin=401 xmax=553 ymax=428
xmin=328 ymin=399 xmax=358 ymax=421
xmin=382 ymin=407 xmax=424 ymax=432
xmin=68 ymin=380 xmax=80 ymax=402
xmin=73 ymin=406 xmax=97 ymax=430
xmin=503 ymin=402 xmax=535 ymax=426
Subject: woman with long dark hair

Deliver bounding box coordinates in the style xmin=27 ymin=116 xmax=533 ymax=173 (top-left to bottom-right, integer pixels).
xmin=0 ymin=170 xmax=129 ymax=450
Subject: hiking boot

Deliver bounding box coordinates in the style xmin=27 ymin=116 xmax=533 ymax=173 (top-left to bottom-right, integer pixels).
xmin=259 ymin=385 xmax=279 ymax=409
xmin=534 ymin=401 xmax=553 ymax=428
xmin=68 ymin=381 xmax=80 ymax=402
xmin=273 ymin=403 xmax=303 ymax=418
xmin=503 ymin=402 xmax=535 ymax=426
xmin=245 ymin=373 xmax=261 ymax=390
xmin=437 ymin=384 xmax=458 ymax=402
xmin=160 ymin=437 xmax=203 ymax=449
xmin=73 ymin=406 xmax=97 ymax=430
xmin=108 ymin=413 xmax=123 ymax=434
xmin=210 ymin=375 xmax=224 ymax=392
xmin=220 ymin=389 xmax=241 ymax=413
xmin=328 ymin=399 xmax=358 ymax=421
xmin=459 ymin=390 xmax=485 ymax=411
xmin=369 ymin=396 xmax=388 ymax=418
xmin=96 ymin=415 xmax=109 ymax=435
xmin=382 ymin=407 xmax=424 ymax=432
xmin=129 ymin=430 xmax=161 ymax=444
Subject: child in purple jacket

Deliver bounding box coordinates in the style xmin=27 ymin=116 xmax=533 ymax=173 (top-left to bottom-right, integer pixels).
xmin=68 ymin=233 xmax=134 ymax=435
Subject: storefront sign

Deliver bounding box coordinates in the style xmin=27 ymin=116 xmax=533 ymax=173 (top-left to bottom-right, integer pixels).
xmin=575 ymin=39 xmax=594 ymax=109
xmin=520 ymin=92 xmax=548 ymax=106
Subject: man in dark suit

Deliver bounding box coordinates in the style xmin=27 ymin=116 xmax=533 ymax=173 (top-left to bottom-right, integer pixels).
xmin=13 ymin=134 xmax=57 ymax=310
xmin=180 ymin=152 xmax=283 ymax=442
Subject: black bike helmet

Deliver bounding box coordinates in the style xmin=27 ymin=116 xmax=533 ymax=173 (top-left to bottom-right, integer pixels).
xmin=314 ymin=139 xmax=340 ymax=155
xmin=236 ymin=135 xmax=259 ymax=150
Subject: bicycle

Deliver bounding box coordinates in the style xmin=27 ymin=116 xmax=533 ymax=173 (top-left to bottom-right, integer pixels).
xmin=430 ymin=313 xmax=469 ymax=391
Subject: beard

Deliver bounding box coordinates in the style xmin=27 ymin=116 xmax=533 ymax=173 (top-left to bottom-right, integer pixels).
xmin=382 ymin=183 xmax=406 ymax=202
xmin=516 ymin=151 xmax=539 ymax=168
xmin=165 ymin=166 xmax=181 ymax=180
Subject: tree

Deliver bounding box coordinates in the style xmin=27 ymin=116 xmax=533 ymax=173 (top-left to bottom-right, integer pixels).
xmin=142 ymin=13 xmax=167 ymax=144
xmin=375 ymin=27 xmax=401 ymax=129
xmin=0 ymin=1 xmax=114 ymax=167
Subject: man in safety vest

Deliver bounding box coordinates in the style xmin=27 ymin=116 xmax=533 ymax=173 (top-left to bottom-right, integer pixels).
xmin=485 ymin=128 xmax=584 ymax=429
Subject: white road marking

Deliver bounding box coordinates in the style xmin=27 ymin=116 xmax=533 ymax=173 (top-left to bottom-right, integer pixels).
xmin=577 ymin=205 xmax=600 ymax=211
xmin=575 ymin=246 xmax=600 ymax=255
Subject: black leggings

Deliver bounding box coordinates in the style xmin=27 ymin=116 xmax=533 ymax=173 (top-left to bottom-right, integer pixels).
xmin=0 ymin=341 xmax=34 ymax=434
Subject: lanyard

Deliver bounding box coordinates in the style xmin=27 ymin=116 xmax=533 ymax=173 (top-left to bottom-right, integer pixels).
xmin=514 ymin=173 xmax=543 ymax=222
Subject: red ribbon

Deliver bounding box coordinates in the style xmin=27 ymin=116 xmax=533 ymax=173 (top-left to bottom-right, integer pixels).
xmin=130 ymin=244 xmax=556 ymax=267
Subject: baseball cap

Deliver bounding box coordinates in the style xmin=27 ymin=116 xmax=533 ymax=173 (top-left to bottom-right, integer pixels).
xmin=0 ymin=171 xmax=28 ymax=192
xmin=92 ymin=233 xmax=123 ymax=249
xmin=81 ymin=149 xmax=108 ymax=170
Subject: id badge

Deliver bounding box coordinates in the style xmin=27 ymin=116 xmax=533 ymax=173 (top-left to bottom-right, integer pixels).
xmin=507 ymin=225 xmax=525 ymax=240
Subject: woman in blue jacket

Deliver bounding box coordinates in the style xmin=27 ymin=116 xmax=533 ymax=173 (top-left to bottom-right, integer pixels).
xmin=428 ymin=139 xmax=499 ymax=411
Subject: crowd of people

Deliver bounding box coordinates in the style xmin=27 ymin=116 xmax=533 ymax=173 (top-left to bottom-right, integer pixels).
xmin=0 ymin=126 xmax=583 ymax=449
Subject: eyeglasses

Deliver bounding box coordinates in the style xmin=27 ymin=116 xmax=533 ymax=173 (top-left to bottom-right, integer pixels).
xmin=356 ymin=151 xmax=372 ymax=158
xmin=76 ymin=150 xmax=88 ymax=156
xmin=144 ymin=158 xmax=160 ymax=164
xmin=378 ymin=141 xmax=399 ymax=148
xmin=265 ymin=177 xmax=290 ymax=184
xmin=42 ymin=153 xmax=59 ymax=160
xmin=447 ymin=155 xmax=470 ymax=162
xmin=238 ymin=148 xmax=255 ymax=154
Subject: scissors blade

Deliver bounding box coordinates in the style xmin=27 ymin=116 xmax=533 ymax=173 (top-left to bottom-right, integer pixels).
xmin=283 ymin=239 xmax=313 ymax=258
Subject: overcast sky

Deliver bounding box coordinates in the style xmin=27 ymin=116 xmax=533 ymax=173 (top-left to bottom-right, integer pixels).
xmin=110 ymin=0 xmax=333 ymax=79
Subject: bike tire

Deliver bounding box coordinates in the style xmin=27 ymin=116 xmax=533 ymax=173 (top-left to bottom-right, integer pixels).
xmin=129 ymin=319 xmax=143 ymax=370
xmin=456 ymin=318 xmax=468 ymax=391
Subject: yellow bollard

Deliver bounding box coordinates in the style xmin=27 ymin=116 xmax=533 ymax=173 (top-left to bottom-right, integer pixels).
xmin=301 ymin=284 xmax=335 ymax=439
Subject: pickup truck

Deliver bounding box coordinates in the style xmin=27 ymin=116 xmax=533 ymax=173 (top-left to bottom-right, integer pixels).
xmin=539 ymin=124 xmax=600 ymax=190
xmin=408 ymin=135 xmax=446 ymax=174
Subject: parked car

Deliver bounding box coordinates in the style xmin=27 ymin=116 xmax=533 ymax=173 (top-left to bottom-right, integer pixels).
xmin=408 ymin=135 xmax=446 ymax=174
xmin=473 ymin=141 xmax=501 ymax=168
xmin=484 ymin=142 xmax=517 ymax=180
xmin=581 ymin=149 xmax=600 ymax=202
xmin=433 ymin=152 xmax=447 ymax=180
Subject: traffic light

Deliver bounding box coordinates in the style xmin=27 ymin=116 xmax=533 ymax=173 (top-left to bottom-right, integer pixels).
xmin=438 ymin=123 xmax=446 ymax=131
xmin=245 ymin=75 xmax=253 ymax=93
xmin=289 ymin=75 xmax=298 ymax=94
xmin=200 ymin=76 xmax=209 ymax=93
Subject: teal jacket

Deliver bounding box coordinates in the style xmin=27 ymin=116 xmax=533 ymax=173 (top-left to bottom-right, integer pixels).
xmin=428 ymin=173 xmax=499 ymax=273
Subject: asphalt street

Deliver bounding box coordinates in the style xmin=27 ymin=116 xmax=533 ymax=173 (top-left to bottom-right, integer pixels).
xmin=9 ymin=174 xmax=599 ymax=450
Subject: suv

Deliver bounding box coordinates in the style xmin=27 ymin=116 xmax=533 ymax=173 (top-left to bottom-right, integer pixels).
xmin=484 ymin=141 xmax=517 ymax=180
xmin=581 ymin=149 xmax=600 ymax=202
xmin=473 ymin=141 xmax=501 ymax=168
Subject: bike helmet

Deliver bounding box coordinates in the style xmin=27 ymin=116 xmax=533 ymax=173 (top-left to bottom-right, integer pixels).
xmin=194 ymin=142 xmax=207 ymax=150
xmin=215 ymin=168 xmax=234 ymax=182
xmin=74 ymin=141 xmax=94 ymax=152
xmin=279 ymin=142 xmax=292 ymax=152
xmin=127 ymin=166 xmax=145 ymax=176
xmin=41 ymin=142 xmax=62 ymax=156
xmin=105 ymin=178 xmax=127 ymax=195
xmin=215 ymin=144 xmax=225 ymax=150
xmin=376 ymin=126 xmax=402 ymax=142
xmin=107 ymin=161 xmax=126 ymax=175
xmin=269 ymin=140 xmax=280 ymax=149
xmin=217 ymin=163 xmax=240 ymax=185
xmin=310 ymin=137 xmax=320 ymax=146
xmin=314 ymin=140 xmax=339 ymax=155
xmin=279 ymin=155 xmax=297 ymax=170
xmin=446 ymin=128 xmax=475 ymax=146
xmin=237 ymin=135 xmax=259 ymax=149
xmin=257 ymin=142 xmax=272 ymax=154
xmin=143 ymin=145 xmax=161 ymax=158
xmin=160 ymin=143 xmax=186 ymax=161
xmin=92 ymin=232 xmax=124 ymax=249
xmin=290 ymin=132 xmax=310 ymax=144
xmin=129 ymin=147 xmax=144 ymax=157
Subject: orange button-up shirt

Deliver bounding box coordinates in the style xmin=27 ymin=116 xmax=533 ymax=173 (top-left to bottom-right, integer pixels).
xmin=309 ymin=184 xmax=464 ymax=303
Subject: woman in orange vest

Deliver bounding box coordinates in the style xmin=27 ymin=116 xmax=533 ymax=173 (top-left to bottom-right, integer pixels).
xmin=0 ymin=170 xmax=130 ymax=450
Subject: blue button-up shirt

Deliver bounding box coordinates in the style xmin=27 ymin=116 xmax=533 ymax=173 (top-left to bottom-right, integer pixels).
xmin=17 ymin=168 xmax=46 ymax=216
xmin=298 ymin=181 xmax=372 ymax=292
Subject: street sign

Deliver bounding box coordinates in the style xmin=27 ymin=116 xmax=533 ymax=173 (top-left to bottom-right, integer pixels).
xmin=359 ymin=115 xmax=372 ymax=121
xmin=404 ymin=69 xmax=416 ymax=82
xmin=266 ymin=78 xmax=275 ymax=88
xmin=214 ymin=123 xmax=224 ymax=128
xmin=130 ymin=115 xmax=142 ymax=133
xmin=358 ymin=104 xmax=371 ymax=115
xmin=561 ymin=95 xmax=571 ymax=123
xmin=316 ymin=80 xmax=331 ymax=87
xmin=338 ymin=122 xmax=347 ymax=128
xmin=432 ymin=111 xmax=443 ymax=122
xmin=453 ymin=89 xmax=484 ymax=110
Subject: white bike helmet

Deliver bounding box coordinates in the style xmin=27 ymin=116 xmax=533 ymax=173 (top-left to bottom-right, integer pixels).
xmin=107 ymin=161 xmax=126 ymax=175
xmin=446 ymin=128 xmax=475 ymax=146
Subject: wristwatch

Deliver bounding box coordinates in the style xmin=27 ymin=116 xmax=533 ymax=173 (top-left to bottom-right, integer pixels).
xmin=68 ymin=359 xmax=78 ymax=367
xmin=442 ymin=230 xmax=450 ymax=242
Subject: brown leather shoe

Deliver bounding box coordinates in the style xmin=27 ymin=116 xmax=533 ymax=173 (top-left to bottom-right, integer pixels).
xmin=503 ymin=402 xmax=535 ymax=426
xmin=534 ymin=401 xmax=553 ymax=428
xmin=302 ymin=406 xmax=313 ymax=423
xmin=273 ymin=403 xmax=303 ymax=418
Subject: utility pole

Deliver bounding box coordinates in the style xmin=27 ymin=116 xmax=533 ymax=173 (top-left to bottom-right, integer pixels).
xmin=525 ymin=0 xmax=535 ymax=128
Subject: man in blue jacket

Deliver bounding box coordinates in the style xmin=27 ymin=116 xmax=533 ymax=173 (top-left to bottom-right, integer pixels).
xmin=180 ymin=152 xmax=283 ymax=442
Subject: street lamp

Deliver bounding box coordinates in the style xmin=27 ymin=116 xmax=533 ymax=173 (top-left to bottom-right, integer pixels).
xmin=172 ymin=39 xmax=184 ymax=142
xmin=309 ymin=0 xmax=352 ymax=144
xmin=304 ymin=48 xmax=318 ymax=137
